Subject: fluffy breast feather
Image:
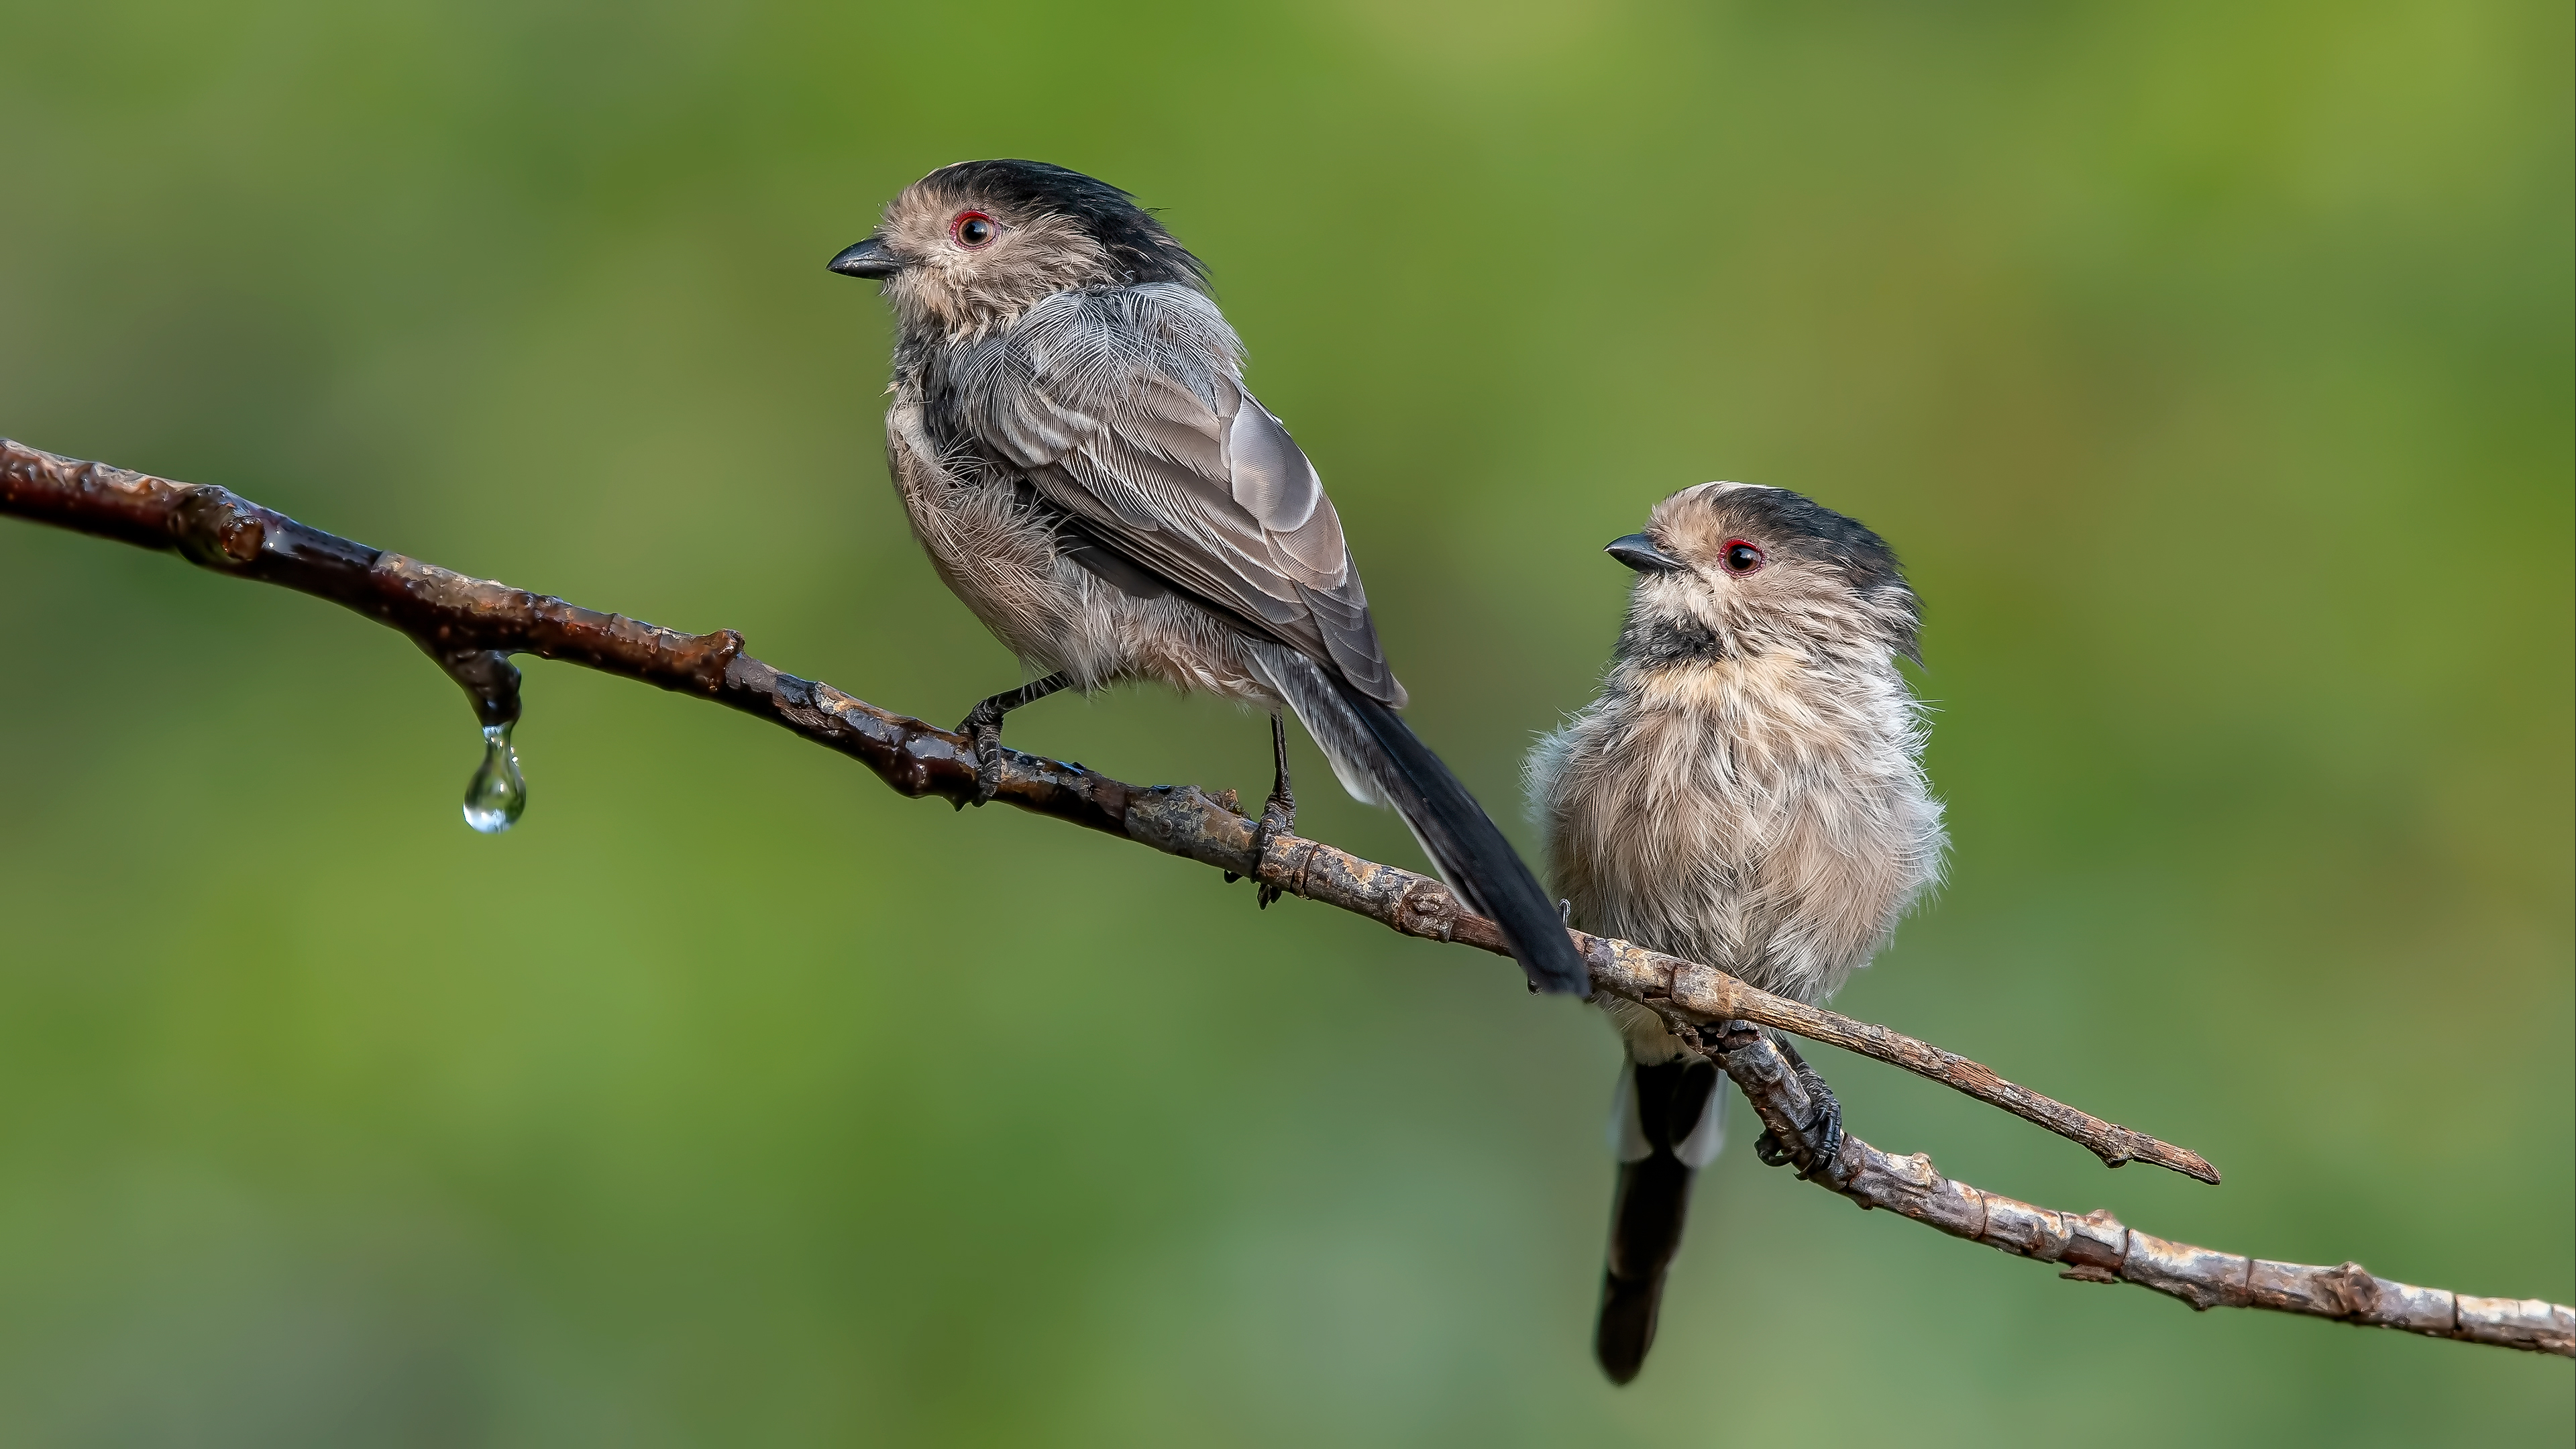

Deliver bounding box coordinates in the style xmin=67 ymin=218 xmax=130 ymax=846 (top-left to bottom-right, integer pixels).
xmin=1529 ymin=647 xmax=1943 ymax=1007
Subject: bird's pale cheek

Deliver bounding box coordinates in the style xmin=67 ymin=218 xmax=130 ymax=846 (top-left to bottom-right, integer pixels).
xmin=890 ymin=269 xmax=963 ymax=325
xmin=1631 ymin=576 xmax=1699 ymax=614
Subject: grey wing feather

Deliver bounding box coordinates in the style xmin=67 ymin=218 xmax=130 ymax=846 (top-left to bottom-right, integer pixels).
xmin=950 ymin=287 xmax=1403 ymax=705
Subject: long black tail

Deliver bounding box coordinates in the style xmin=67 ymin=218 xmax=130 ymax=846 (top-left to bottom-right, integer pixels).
xmin=1254 ymin=645 xmax=1589 ymax=994
xmin=1597 ymin=1057 xmax=1723 ymax=1385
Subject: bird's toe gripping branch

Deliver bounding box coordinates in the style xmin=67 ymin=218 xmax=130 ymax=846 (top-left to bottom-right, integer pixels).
xmin=1250 ymin=712 xmax=1296 ymax=909
xmin=1773 ymin=1040 xmax=1845 ymax=1179
xmin=953 ymin=674 xmax=1073 ymax=808
xmin=1699 ymin=1022 xmax=1850 ymax=1186
xmin=951 ymin=699 xmax=1010 ymax=808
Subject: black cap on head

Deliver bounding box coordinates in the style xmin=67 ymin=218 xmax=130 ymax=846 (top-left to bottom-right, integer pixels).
xmin=1711 ymin=486 xmax=1908 ymax=599
xmin=920 ymin=159 xmax=1208 ymax=289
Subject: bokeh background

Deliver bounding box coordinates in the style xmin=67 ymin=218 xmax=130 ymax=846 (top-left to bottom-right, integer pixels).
xmin=0 ymin=2 xmax=2567 ymax=1444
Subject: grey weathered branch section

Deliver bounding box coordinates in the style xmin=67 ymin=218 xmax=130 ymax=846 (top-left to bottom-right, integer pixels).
xmin=1697 ymin=1022 xmax=2573 ymax=1356
xmin=4 ymin=436 xmax=2566 ymax=1357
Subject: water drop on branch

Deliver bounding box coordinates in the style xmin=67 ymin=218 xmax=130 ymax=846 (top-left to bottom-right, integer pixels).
xmin=462 ymin=722 xmax=527 ymax=833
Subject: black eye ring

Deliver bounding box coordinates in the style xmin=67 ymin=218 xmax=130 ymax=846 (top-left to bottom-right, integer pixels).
xmin=1721 ymin=539 xmax=1766 ymax=574
xmin=952 ymin=211 xmax=998 ymax=248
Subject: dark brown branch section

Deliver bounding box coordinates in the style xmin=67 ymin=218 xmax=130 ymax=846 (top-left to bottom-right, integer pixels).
xmin=5 ymin=436 xmax=2565 ymax=1357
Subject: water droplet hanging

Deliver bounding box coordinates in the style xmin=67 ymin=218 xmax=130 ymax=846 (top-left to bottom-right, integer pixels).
xmin=462 ymin=722 xmax=527 ymax=833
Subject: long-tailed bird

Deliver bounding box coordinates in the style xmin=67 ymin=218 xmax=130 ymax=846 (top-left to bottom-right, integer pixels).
xmin=830 ymin=159 xmax=1587 ymax=995
xmin=1528 ymin=482 xmax=1947 ymax=1381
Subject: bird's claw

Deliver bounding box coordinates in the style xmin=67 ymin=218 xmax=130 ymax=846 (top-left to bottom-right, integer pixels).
xmin=1246 ymin=712 xmax=1294 ymax=910
xmin=1795 ymin=1073 xmax=1845 ymax=1180
xmin=955 ymin=706 xmax=1005 ymax=807
xmin=1250 ymin=791 xmax=1292 ymax=908
xmin=1750 ymin=1061 xmax=1845 ymax=1180
xmin=949 ymin=674 xmax=1070 ymax=810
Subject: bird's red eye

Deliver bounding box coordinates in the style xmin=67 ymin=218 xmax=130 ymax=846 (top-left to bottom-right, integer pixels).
xmin=953 ymin=211 xmax=997 ymax=248
xmin=1722 ymin=539 xmax=1766 ymax=574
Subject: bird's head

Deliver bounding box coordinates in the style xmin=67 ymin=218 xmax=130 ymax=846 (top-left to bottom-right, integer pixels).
xmin=828 ymin=160 xmax=1208 ymax=337
xmin=1605 ymin=482 xmax=1921 ymax=672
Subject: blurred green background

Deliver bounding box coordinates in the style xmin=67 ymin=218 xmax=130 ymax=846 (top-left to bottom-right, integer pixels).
xmin=0 ymin=1 xmax=2567 ymax=1444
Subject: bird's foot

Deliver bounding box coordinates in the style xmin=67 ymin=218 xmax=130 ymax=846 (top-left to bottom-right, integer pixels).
xmin=1752 ymin=1051 xmax=1845 ymax=1180
xmin=1791 ymin=1065 xmax=1844 ymax=1179
xmin=1251 ymin=793 xmax=1293 ymax=908
xmin=1249 ymin=712 xmax=1295 ymax=908
xmin=951 ymin=674 xmax=1071 ymax=809
xmin=953 ymin=702 xmax=1006 ymax=807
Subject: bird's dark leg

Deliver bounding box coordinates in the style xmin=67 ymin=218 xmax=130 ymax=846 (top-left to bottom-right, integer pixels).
xmin=1750 ymin=1038 xmax=1845 ymax=1179
xmin=954 ymin=672 xmax=1070 ymax=806
xmin=1249 ymin=710 xmax=1295 ymax=908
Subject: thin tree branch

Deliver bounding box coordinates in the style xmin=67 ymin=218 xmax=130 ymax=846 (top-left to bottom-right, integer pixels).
xmin=0 ymin=437 xmax=2209 ymax=1176
xmin=4 ymin=436 xmax=2564 ymax=1356
xmin=1686 ymin=1021 xmax=2574 ymax=1356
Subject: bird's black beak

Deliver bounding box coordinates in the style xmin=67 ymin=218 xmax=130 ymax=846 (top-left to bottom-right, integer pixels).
xmin=1605 ymin=533 xmax=1684 ymax=573
xmin=827 ymin=237 xmax=902 ymax=279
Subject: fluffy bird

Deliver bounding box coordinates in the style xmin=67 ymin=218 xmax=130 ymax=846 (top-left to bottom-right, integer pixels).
xmin=829 ymin=159 xmax=1586 ymax=995
xmin=1527 ymin=482 xmax=1946 ymax=1383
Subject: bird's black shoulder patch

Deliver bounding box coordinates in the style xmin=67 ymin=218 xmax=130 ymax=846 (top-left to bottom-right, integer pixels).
xmin=924 ymin=159 xmax=1210 ymax=290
